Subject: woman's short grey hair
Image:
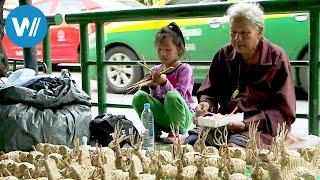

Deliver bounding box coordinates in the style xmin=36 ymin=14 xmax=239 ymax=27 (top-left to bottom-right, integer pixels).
xmin=227 ymin=2 xmax=264 ymax=28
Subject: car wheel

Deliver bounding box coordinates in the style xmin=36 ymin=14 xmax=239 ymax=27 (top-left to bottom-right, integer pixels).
xmin=105 ymin=46 xmax=142 ymax=94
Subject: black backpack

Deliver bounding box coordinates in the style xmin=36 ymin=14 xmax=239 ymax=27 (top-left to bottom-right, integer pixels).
xmin=89 ymin=113 xmax=140 ymax=147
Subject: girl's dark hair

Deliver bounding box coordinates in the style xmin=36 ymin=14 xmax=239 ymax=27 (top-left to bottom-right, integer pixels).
xmin=154 ymin=22 xmax=186 ymax=57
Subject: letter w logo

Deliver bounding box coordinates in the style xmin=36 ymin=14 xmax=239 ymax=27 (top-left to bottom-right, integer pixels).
xmin=11 ymin=17 xmax=41 ymax=37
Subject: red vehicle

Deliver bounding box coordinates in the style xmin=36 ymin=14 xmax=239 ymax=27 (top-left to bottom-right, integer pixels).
xmin=3 ymin=0 xmax=144 ymax=65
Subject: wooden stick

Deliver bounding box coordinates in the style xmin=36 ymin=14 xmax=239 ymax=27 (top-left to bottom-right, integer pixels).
xmin=128 ymin=79 xmax=153 ymax=90
xmin=134 ymin=76 xmax=151 ymax=83
xmin=127 ymin=57 xmax=174 ymax=96
xmin=124 ymin=86 xmax=138 ymax=96
xmin=128 ymin=67 xmax=172 ymax=90
xmin=127 ymin=82 xmax=142 ymax=91
xmin=158 ymin=66 xmax=174 ymax=74
xmin=137 ymin=61 xmax=152 ymax=72
xmin=141 ymin=54 xmax=147 ymax=66
xmin=127 ymin=85 xmax=138 ymax=91
xmin=125 ymin=79 xmax=152 ymax=96
xmin=127 ymin=77 xmax=151 ymax=90
xmin=138 ymin=80 xmax=153 ymax=87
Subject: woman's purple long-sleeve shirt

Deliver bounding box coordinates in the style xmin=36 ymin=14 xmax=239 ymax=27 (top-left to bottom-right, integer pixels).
xmin=150 ymin=63 xmax=196 ymax=111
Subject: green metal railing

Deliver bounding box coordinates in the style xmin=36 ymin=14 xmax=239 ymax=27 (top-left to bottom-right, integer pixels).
xmin=309 ymin=10 xmax=320 ymax=135
xmin=62 ymin=0 xmax=319 ymax=135
xmin=43 ymin=14 xmax=63 ymax=74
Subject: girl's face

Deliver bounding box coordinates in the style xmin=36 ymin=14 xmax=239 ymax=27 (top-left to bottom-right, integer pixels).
xmin=156 ymin=36 xmax=180 ymax=67
xmin=231 ymin=17 xmax=263 ymax=56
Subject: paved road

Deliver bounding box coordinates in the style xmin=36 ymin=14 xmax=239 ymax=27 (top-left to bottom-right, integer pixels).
xmin=55 ymin=70 xmax=310 ymax=136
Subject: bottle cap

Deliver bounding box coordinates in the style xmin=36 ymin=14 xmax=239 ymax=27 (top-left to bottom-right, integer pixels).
xmin=144 ymin=103 xmax=150 ymax=109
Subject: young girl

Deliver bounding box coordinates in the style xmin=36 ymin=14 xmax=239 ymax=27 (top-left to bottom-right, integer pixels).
xmin=132 ymin=22 xmax=196 ymax=144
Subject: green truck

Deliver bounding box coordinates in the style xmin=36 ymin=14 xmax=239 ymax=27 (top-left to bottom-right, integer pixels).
xmin=88 ymin=0 xmax=310 ymax=95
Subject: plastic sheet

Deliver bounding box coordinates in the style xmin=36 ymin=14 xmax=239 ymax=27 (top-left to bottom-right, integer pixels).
xmin=0 ymin=73 xmax=91 ymax=152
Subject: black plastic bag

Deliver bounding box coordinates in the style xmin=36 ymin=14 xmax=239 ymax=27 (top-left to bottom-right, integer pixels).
xmin=89 ymin=113 xmax=140 ymax=147
xmin=0 ymin=76 xmax=91 ymax=152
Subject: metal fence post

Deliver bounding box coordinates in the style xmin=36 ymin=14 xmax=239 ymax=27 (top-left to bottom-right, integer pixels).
xmin=96 ymin=22 xmax=106 ymax=114
xmin=43 ymin=26 xmax=51 ymax=74
xmin=80 ymin=23 xmax=91 ymax=96
xmin=309 ymin=10 xmax=320 ymax=135
xmin=19 ymin=0 xmax=38 ymax=73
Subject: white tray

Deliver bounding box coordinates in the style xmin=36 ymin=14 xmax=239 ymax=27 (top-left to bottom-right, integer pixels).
xmin=197 ymin=113 xmax=244 ymax=128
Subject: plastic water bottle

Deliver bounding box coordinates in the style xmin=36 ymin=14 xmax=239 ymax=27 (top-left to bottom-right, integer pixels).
xmin=141 ymin=103 xmax=154 ymax=150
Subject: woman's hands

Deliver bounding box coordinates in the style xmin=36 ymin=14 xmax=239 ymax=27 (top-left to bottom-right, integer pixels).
xmin=227 ymin=121 xmax=245 ymax=132
xmin=193 ymin=102 xmax=210 ymax=125
xmin=195 ymin=102 xmax=210 ymax=117
xmin=194 ymin=102 xmax=245 ymax=132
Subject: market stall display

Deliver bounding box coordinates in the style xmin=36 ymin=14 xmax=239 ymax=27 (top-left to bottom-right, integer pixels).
xmin=0 ymin=121 xmax=319 ymax=179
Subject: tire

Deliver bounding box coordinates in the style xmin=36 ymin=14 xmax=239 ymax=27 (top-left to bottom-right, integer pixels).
xmin=105 ymin=46 xmax=143 ymax=94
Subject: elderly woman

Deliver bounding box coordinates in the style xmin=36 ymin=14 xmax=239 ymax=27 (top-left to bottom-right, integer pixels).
xmin=189 ymin=2 xmax=296 ymax=147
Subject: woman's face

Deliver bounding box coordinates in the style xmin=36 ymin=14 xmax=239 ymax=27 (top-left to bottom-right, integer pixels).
xmin=156 ymin=36 xmax=180 ymax=67
xmin=231 ymin=17 xmax=263 ymax=55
